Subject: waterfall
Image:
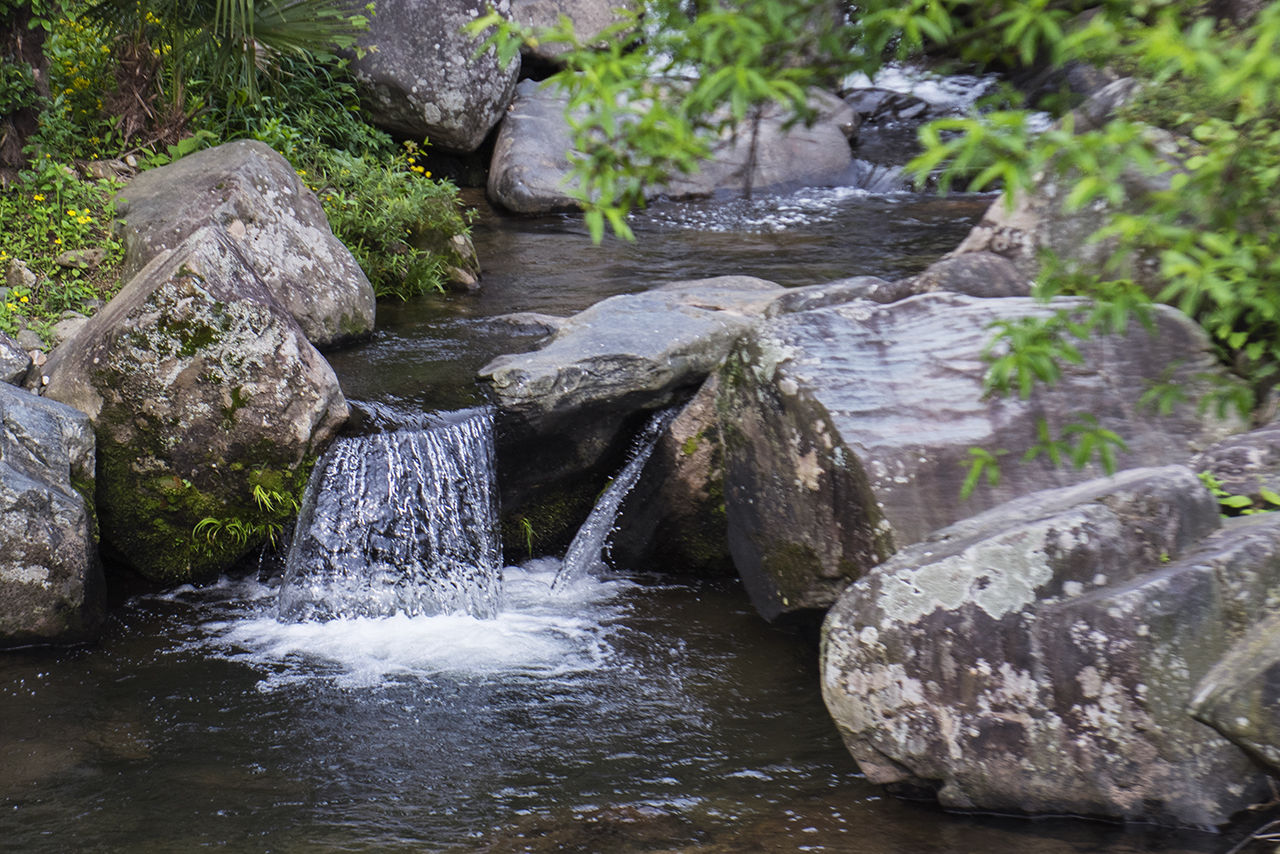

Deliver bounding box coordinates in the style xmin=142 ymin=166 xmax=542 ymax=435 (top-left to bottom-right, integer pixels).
xmin=552 ymin=408 xmax=677 ymax=591
xmin=277 ymin=408 xmax=502 ymax=622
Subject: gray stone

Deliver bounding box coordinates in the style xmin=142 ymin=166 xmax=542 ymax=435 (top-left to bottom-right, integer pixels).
xmin=116 ymin=140 xmax=375 ymax=348
xmin=717 ymin=293 xmax=1244 ymax=619
xmin=764 ymin=277 xmax=904 ymax=316
xmin=349 ymin=0 xmax=520 ymax=152
xmin=907 ymin=252 xmax=1032 ymax=298
xmin=821 ymin=467 xmax=1277 ymax=826
xmin=0 ymin=381 xmax=103 ymax=647
xmin=5 ymin=257 xmax=36 ymax=291
xmin=488 ymin=79 xmax=856 ymax=213
xmin=42 ymin=226 xmax=348 ymax=584
xmin=0 ymin=333 xmax=31 ymax=385
xmin=610 ymin=374 xmax=733 ymax=575
xmin=481 ymin=275 xmax=781 ymax=546
xmin=511 ymin=0 xmax=631 ymax=63
xmin=55 ymin=248 xmax=107 ymax=269
xmin=15 ymin=330 xmax=42 ymax=351
xmin=1192 ymin=425 xmax=1280 ymax=508
xmin=50 ymin=315 xmax=88 ymax=349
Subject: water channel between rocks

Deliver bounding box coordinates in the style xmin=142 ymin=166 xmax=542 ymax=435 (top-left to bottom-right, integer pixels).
xmin=0 ymin=189 xmax=1223 ymax=852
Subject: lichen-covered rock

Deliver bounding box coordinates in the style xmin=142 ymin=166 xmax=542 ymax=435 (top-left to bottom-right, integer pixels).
xmin=1 ymin=382 xmax=102 ymax=647
xmin=488 ymin=79 xmax=856 ymax=213
xmin=480 ymin=275 xmax=781 ymax=547
xmin=717 ymin=292 xmax=1243 ymax=619
xmin=0 ymin=332 xmax=31 ymax=385
xmin=115 ymin=140 xmax=375 ymax=348
xmin=41 ymin=227 xmax=348 ymax=584
xmin=349 ymin=0 xmax=520 ymax=152
xmin=610 ymin=374 xmax=733 ymax=575
xmin=1192 ymin=425 xmax=1280 ymax=509
xmin=821 ymin=467 xmax=1277 ymax=826
xmin=905 ymin=251 xmax=1031 ymax=298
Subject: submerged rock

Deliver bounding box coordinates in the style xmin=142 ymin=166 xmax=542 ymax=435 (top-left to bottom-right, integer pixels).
xmin=821 ymin=467 xmax=1277 ymax=827
xmin=42 ymin=226 xmax=348 ymax=584
xmin=116 ymin=140 xmax=376 ymax=348
xmin=717 ymin=292 xmax=1243 ymax=620
xmin=0 ymin=382 xmax=102 ymax=647
xmin=349 ymin=0 xmax=520 ymax=152
xmin=488 ymin=79 xmax=856 ymax=213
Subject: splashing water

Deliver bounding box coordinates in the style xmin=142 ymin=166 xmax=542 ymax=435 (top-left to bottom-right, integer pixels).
xmin=277 ymin=408 xmax=503 ymax=622
xmin=553 ymin=408 xmax=678 ymax=591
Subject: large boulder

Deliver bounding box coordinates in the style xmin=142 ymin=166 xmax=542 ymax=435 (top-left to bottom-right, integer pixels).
xmin=821 ymin=466 xmax=1278 ymax=827
xmin=1192 ymin=605 xmax=1280 ymax=775
xmin=115 ymin=140 xmax=375 ymax=349
xmin=0 ymin=383 xmax=103 ymax=647
xmin=717 ymin=292 xmax=1243 ymax=619
xmin=349 ymin=0 xmax=520 ymax=152
xmin=488 ymin=79 xmax=856 ymax=213
xmin=41 ymin=227 xmax=348 ymax=584
xmin=480 ymin=275 xmax=781 ymax=549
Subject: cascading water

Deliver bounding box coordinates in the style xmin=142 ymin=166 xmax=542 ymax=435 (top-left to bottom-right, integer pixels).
xmin=552 ymin=408 xmax=678 ymax=591
xmin=276 ymin=407 xmax=502 ymax=621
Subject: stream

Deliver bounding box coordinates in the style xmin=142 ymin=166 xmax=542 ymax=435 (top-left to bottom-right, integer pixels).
xmin=0 ymin=188 xmax=1226 ymax=852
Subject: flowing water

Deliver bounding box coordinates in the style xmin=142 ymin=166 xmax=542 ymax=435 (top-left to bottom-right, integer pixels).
xmin=0 ymin=187 xmax=1236 ymax=852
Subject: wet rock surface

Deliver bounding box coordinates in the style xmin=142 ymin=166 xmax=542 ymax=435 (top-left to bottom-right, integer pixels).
xmin=0 ymin=382 xmax=102 ymax=647
xmin=717 ymin=292 xmax=1243 ymax=619
xmin=821 ymin=466 xmax=1278 ymax=826
xmin=0 ymin=333 xmax=31 ymax=385
xmin=115 ymin=140 xmax=376 ymax=348
xmin=41 ymin=227 xmax=347 ymax=584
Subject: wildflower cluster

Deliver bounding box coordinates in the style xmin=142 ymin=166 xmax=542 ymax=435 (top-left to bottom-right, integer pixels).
xmin=44 ymin=15 xmax=119 ymax=159
xmin=403 ymin=141 xmax=433 ymax=178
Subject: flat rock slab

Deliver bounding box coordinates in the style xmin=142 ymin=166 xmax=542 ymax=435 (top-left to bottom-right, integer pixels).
xmin=42 ymin=226 xmax=348 ymax=584
xmin=0 ymin=382 xmax=102 ymax=647
xmin=717 ymin=292 xmax=1243 ymax=619
xmin=822 ymin=466 xmax=1277 ymax=826
xmin=116 ymin=140 xmax=375 ymax=348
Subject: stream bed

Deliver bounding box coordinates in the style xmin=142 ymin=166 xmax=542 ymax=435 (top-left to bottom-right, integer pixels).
xmin=0 ymin=188 xmax=1232 ymax=852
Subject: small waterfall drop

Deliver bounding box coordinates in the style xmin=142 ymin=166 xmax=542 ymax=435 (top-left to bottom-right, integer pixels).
xmin=277 ymin=408 xmax=502 ymax=622
xmin=552 ymin=408 xmax=677 ymax=591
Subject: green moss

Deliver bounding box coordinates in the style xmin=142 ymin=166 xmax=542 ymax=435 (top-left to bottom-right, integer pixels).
xmin=681 ymin=434 xmax=700 ymax=456
xmin=760 ymin=541 xmax=824 ymax=604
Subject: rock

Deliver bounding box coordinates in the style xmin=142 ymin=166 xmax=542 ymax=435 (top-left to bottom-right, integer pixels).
xmin=15 ymin=330 xmax=42 ymax=351
xmin=349 ymin=0 xmax=520 ymax=152
xmin=0 ymin=333 xmax=31 ymax=385
xmin=41 ymin=226 xmax=348 ymax=584
xmin=80 ymin=159 xmax=134 ymax=181
xmin=115 ymin=140 xmax=375 ymax=348
xmin=764 ymin=276 xmax=904 ymax=316
xmin=717 ymin=292 xmax=1244 ymax=620
xmin=610 ymin=374 xmax=733 ymax=575
xmin=478 ymin=311 xmax=565 ymax=337
xmin=488 ymin=79 xmax=856 ymax=214
xmin=906 ymin=252 xmax=1032 ymax=298
xmin=821 ymin=466 xmax=1276 ymax=826
xmin=843 ymin=88 xmax=932 ymax=124
xmin=50 ymin=314 xmax=88 ymax=349
xmin=511 ymin=0 xmax=631 ymax=63
xmin=6 ymin=257 xmax=36 ymax=291
xmin=0 ymin=382 xmax=103 ymax=647
xmin=1192 ymin=425 xmax=1280 ymax=508
xmin=55 ymin=248 xmax=107 ymax=270
xmin=481 ymin=275 xmax=782 ymax=547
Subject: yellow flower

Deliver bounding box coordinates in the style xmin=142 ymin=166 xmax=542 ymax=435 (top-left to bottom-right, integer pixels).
xmin=424 ymin=171 xmax=432 ymax=178
xmin=33 ymin=194 xmax=44 ymax=201
xmin=67 ymin=209 xmax=77 ymax=217
xmin=5 ymin=303 xmax=15 ymax=312
xmin=53 ymin=238 xmax=62 ymax=245
xmin=19 ymin=296 xmax=28 ymax=304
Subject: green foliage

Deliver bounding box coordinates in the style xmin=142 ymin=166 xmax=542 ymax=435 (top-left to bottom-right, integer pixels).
xmin=193 ymin=481 xmax=301 ymax=552
xmin=0 ymin=155 xmax=124 ymax=341
xmin=1198 ymin=471 xmax=1280 ymax=517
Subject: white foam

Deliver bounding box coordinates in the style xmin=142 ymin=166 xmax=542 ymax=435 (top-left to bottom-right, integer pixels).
xmin=173 ymin=560 xmax=632 ymax=689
